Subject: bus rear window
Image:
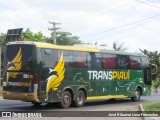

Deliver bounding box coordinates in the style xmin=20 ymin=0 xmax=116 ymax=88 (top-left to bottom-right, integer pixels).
xmin=6 ymin=44 xmax=34 ymax=62
xmin=5 ymin=44 xmax=35 ymax=72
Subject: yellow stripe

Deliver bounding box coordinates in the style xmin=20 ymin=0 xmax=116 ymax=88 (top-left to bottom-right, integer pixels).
xmin=12 ymin=47 xmax=21 ymax=63
xmin=87 ymin=95 xmax=128 ymax=100
xmin=35 ymin=43 xmax=99 ymax=52
xmin=3 ymin=91 xmax=39 ymax=102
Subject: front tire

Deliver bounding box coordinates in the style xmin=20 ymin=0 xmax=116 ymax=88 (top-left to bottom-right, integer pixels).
xmin=74 ymin=90 xmax=85 ymax=107
xmin=61 ymin=91 xmax=72 ymax=108
xmin=131 ymin=88 xmax=141 ymax=101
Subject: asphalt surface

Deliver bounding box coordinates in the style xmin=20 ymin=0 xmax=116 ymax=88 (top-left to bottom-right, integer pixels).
xmin=0 ymin=92 xmax=160 ymax=110
xmin=0 ymin=92 xmax=160 ymax=120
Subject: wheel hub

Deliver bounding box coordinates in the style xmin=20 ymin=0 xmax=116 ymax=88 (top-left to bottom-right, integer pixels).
xmin=77 ymin=94 xmax=83 ymax=104
xmin=64 ymin=95 xmax=69 ymax=104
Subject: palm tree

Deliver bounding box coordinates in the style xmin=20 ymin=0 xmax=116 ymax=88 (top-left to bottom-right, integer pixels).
xmin=113 ymin=41 xmax=128 ymax=51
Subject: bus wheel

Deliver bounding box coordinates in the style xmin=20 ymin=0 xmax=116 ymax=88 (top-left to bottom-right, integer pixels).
xmin=131 ymin=88 xmax=141 ymax=101
xmin=61 ymin=91 xmax=72 ymax=108
xmin=74 ymin=90 xmax=85 ymax=107
xmin=31 ymin=102 xmax=42 ymax=106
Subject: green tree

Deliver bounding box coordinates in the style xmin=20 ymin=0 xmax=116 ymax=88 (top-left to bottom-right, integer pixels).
xmin=21 ymin=28 xmax=34 ymax=41
xmin=113 ymin=41 xmax=128 ymax=51
xmin=139 ymin=49 xmax=160 ymax=89
xmin=22 ymin=29 xmax=81 ymax=46
xmin=34 ymin=32 xmax=48 ymax=42
xmin=47 ymin=31 xmax=81 ymax=45
xmin=21 ymin=28 xmax=48 ymax=42
xmin=0 ymin=33 xmax=7 ymax=54
xmin=139 ymin=49 xmax=160 ymax=68
xmin=0 ymin=33 xmax=7 ymax=79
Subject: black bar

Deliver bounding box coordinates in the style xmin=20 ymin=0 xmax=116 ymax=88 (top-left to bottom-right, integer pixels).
xmin=0 ymin=111 xmax=160 ymax=117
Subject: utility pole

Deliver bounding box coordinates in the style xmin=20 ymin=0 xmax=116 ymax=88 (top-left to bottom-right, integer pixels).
xmin=48 ymin=21 xmax=61 ymax=44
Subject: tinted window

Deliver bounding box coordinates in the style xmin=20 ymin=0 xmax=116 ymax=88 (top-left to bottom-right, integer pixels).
xmin=6 ymin=44 xmax=34 ymax=62
xmin=64 ymin=50 xmax=73 ymax=67
xmin=71 ymin=51 xmax=91 ymax=68
xmin=41 ymin=49 xmax=60 ymax=68
xmin=141 ymin=57 xmax=149 ymax=68
xmin=95 ymin=53 xmax=102 ymax=68
xmin=5 ymin=44 xmax=35 ymax=71
xmin=129 ymin=56 xmax=141 ymax=70
xmin=117 ymin=55 xmax=129 ymax=69
xmin=102 ymin=54 xmax=117 ymax=69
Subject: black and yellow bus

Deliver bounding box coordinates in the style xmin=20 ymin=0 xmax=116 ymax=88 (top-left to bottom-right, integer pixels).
xmin=2 ymin=41 xmax=157 ymax=108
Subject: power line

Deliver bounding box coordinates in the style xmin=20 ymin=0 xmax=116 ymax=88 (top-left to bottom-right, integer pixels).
xmin=146 ymin=0 xmax=160 ymax=3
xmin=63 ymin=0 xmax=116 ymax=23
xmin=62 ymin=0 xmax=128 ymax=26
xmin=62 ymin=1 xmax=128 ymax=33
xmin=135 ymin=0 xmax=160 ymax=9
xmin=80 ymin=13 xmax=160 ymax=38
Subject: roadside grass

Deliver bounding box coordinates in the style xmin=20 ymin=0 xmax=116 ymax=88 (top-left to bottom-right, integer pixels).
xmin=143 ymin=101 xmax=160 ymax=111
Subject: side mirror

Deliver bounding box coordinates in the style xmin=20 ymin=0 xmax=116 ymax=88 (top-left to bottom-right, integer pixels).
xmin=151 ymin=64 xmax=158 ymax=81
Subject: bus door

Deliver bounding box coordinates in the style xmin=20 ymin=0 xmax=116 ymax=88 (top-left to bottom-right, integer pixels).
xmin=141 ymin=57 xmax=152 ymax=95
xmin=3 ymin=44 xmax=36 ymax=95
xmin=151 ymin=64 xmax=157 ymax=81
xmin=39 ymin=48 xmax=61 ymax=102
xmin=144 ymin=67 xmax=151 ymax=85
xmin=141 ymin=57 xmax=151 ymax=85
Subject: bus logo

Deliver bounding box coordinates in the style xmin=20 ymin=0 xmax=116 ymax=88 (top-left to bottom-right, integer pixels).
xmin=46 ymin=51 xmax=65 ymax=93
xmin=87 ymin=70 xmax=130 ymax=80
xmin=6 ymin=47 xmax=22 ymax=83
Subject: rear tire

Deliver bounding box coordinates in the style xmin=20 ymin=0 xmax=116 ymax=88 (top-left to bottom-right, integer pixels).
xmin=61 ymin=91 xmax=72 ymax=108
xmin=31 ymin=102 xmax=42 ymax=106
xmin=74 ymin=90 xmax=85 ymax=107
xmin=131 ymin=88 xmax=141 ymax=101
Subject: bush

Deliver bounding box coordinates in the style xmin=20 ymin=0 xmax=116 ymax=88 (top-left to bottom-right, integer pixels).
xmin=152 ymin=80 xmax=160 ymax=89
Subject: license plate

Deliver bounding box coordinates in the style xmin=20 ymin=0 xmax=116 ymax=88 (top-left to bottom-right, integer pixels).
xmin=14 ymin=93 xmax=20 ymax=96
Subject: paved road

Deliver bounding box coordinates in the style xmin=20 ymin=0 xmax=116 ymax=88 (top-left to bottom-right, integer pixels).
xmin=0 ymin=92 xmax=160 ymax=120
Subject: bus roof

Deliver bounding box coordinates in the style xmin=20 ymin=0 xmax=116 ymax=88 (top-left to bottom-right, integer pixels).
xmin=7 ymin=41 xmax=147 ymax=57
xmin=7 ymin=41 xmax=100 ymax=52
xmin=100 ymin=49 xmax=147 ymax=57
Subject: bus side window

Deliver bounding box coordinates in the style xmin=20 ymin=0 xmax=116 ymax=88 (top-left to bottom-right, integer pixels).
xmin=95 ymin=53 xmax=102 ymax=68
xmin=41 ymin=49 xmax=59 ymax=68
xmin=102 ymin=54 xmax=116 ymax=69
xmin=71 ymin=51 xmax=88 ymax=68
xmin=44 ymin=49 xmax=52 ymax=55
xmin=64 ymin=50 xmax=72 ymax=67
xmin=117 ymin=55 xmax=129 ymax=69
xmin=129 ymin=56 xmax=141 ymax=70
xmin=141 ymin=57 xmax=149 ymax=68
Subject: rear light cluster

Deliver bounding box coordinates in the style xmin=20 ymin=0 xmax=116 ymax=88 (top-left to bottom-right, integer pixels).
xmin=34 ymin=73 xmax=38 ymax=84
xmin=33 ymin=73 xmax=38 ymax=92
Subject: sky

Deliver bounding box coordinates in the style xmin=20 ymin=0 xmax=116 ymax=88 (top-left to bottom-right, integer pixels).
xmin=0 ymin=0 xmax=160 ymax=52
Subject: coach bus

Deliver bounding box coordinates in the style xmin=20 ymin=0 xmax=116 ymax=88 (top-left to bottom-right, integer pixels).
xmin=2 ymin=41 xmax=157 ymax=108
